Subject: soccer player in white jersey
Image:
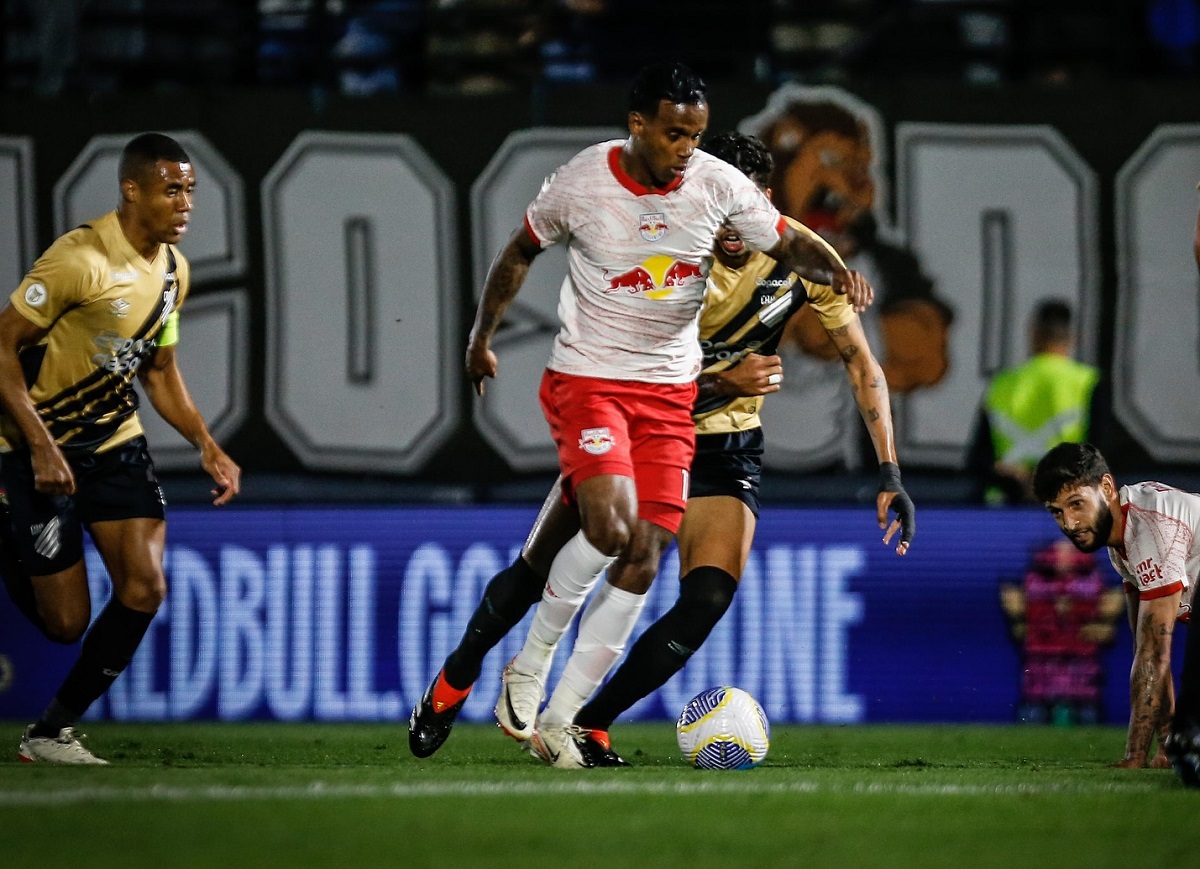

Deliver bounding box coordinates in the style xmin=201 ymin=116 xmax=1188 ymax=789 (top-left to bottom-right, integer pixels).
xmin=1034 ymin=442 xmax=1200 ymax=783
xmin=459 ymin=62 xmax=873 ymax=748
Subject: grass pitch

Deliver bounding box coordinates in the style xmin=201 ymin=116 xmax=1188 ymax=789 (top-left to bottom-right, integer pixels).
xmin=0 ymin=721 xmax=1191 ymax=868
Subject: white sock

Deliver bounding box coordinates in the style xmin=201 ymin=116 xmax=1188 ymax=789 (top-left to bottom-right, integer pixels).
xmin=512 ymin=531 xmax=616 ymax=678
xmin=541 ymin=582 xmax=647 ymax=726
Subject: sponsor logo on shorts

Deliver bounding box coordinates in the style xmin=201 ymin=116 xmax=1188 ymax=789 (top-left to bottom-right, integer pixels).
xmin=578 ymin=427 xmax=615 ymax=455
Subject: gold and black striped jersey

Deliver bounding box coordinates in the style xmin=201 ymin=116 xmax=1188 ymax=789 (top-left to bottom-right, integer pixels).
xmin=2 ymin=211 xmax=188 ymax=455
xmin=694 ymin=217 xmax=855 ymax=436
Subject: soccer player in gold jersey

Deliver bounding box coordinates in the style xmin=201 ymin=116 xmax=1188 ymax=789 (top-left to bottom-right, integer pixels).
xmin=0 ymin=132 xmax=240 ymax=764
xmin=410 ymin=132 xmax=914 ymax=764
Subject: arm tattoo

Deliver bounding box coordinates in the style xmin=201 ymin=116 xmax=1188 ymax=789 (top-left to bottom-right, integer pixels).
xmin=776 ymin=232 xmax=836 ymax=285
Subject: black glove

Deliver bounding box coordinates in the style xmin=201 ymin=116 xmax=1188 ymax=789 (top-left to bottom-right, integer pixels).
xmin=879 ymin=462 xmax=916 ymax=547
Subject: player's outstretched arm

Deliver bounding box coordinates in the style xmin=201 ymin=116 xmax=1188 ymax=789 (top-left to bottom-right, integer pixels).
xmin=139 ymin=344 xmax=241 ymax=505
xmin=466 ymin=227 xmax=543 ymax=396
xmin=766 ymin=225 xmax=874 ymax=313
xmin=1115 ymin=594 xmax=1178 ymax=768
xmin=824 ymin=317 xmax=914 ymax=554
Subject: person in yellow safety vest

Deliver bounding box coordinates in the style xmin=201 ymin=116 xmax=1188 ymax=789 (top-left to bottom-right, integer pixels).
xmin=970 ymin=299 xmax=1099 ymax=504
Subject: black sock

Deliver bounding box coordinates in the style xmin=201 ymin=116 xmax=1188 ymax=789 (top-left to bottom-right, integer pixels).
xmin=442 ymin=555 xmax=545 ymax=690
xmin=1174 ymin=614 xmax=1200 ymax=731
xmin=577 ymin=566 xmax=737 ymax=731
xmin=35 ymin=598 xmax=155 ymax=734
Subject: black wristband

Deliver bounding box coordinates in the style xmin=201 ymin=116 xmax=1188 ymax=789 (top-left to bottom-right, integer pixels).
xmin=879 ymin=461 xmax=902 ymax=492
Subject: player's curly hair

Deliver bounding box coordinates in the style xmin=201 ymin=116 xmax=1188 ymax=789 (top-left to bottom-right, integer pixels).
xmin=1032 ymin=442 xmax=1111 ymax=503
xmin=629 ymin=62 xmax=707 ymax=116
xmin=702 ymin=132 xmax=774 ymax=188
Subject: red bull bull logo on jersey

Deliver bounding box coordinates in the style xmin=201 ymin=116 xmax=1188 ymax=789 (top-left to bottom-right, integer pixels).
xmin=578 ymin=427 xmax=616 ymax=455
xmin=639 ymin=212 xmax=667 ymax=241
xmin=603 ymin=255 xmax=705 ymax=300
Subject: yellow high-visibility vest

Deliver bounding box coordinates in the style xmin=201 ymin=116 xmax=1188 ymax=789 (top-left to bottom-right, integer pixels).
xmin=985 ymin=353 xmax=1099 ymax=470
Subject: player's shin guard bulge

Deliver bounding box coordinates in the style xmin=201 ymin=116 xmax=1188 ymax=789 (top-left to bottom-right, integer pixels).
xmin=576 ymin=566 xmax=737 ymax=732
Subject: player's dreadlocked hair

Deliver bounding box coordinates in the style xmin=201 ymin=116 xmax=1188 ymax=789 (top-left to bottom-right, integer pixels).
xmin=629 ymin=62 xmax=707 ymax=117
xmin=1032 ymin=442 xmax=1111 ymax=504
xmin=119 ymin=132 xmax=190 ymax=184
xmin=702 ymin=132 xmax=774 ymax=188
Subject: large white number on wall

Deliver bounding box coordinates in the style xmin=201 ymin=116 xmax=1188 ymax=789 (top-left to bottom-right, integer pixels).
xmin=894 ymin=125 xmax=1100 ymax=467
xmin=0 ymin=137 xmax=35 ymax=298
xmin=1114 ymin=125 xmax=1200 ymax=463
xmin=262 ymin=132 xmax=460 ymax=473
xmin=53 ymin=132 xmax=249 ymax=469
xmin=469 ymin=128 xmax=623 ymax=471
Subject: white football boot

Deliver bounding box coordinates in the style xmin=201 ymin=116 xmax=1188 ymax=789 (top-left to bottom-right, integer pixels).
xmin=494 ymin=658 xmax=544 ymax=742
xmin=18 ymin=725 xmax=109 ymax=765
xmin=530 ymin=718 xmax=588 ymax=770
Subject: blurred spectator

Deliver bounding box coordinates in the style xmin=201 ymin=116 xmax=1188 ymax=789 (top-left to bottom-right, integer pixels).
xmin=332 ymin=1 xmax=424 ymax=95
xmin=18 ymin=0 xmax=86 ymax=95
xmin=1147 ymin=0 xmax=1200 ymax=71
xmin=969 ymin=299 xmax=1099 ymax=505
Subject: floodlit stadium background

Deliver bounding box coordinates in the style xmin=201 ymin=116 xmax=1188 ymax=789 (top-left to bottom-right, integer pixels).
xmin=0 ymin=1 xmax=1198 ymax=725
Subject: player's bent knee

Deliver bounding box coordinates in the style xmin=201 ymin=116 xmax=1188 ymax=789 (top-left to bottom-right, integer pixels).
xmin=116 ymin=574 xmax=167 ymax=612
xmin=41 ymin=610 xmax=88 ymax=645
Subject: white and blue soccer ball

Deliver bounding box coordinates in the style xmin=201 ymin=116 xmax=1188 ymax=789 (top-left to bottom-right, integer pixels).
xmin=676 ymin=686 xmax=770 ymax=770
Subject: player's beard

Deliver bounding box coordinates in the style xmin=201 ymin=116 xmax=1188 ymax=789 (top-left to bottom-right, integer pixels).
xmin=1069 ymin=499 xmax=1114 ymax=553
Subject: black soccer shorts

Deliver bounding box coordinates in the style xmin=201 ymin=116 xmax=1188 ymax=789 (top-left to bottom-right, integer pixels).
xmin=1 ymin=436 xmax=166 ymax=575
xmin=688 ymin=428 xmax=764 ymax=517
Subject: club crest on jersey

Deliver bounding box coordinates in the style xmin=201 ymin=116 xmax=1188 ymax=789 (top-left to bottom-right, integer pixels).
xmin=578 ymin=427 xmax=615 ymax=455
xmin=639 ymin=212 xmax=668 ymax=242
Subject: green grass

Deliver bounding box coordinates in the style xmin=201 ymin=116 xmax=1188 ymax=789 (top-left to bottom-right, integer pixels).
xmin=0 ymin=721 xmax=1191 ymax=868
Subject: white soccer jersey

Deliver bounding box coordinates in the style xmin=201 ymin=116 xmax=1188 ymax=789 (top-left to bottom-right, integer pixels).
xmin=1108 ymin=482 xmax=1200 ymax=622
xmin=525 ymin=140 xmax=786 ymax=383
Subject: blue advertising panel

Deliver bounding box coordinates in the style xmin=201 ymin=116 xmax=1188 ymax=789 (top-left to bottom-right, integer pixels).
xmin=0 ymin=506 xmax=1156 ymax=725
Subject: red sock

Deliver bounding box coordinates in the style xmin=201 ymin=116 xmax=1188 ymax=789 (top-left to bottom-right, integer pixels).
xmin=431 ymin=670 xmax=472 ymax=712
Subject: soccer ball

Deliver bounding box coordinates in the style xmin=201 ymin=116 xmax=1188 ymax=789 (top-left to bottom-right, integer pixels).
xmin=676 ymin=686 xmax=770 ymax=770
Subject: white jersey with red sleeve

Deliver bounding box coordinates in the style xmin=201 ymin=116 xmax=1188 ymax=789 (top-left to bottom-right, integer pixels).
xmin=524 ymin=140 xmax=786 ymax=383
xmin=1107 ymin=482 xmax=1200 ymax=622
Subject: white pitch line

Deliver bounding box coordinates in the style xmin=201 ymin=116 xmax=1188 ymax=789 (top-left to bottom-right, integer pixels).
xmin=0 ymin=777 xmax=1160 ymax=806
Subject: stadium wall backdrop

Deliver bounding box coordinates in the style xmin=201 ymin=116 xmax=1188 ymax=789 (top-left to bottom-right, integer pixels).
xmin=0 ymin=505 xmax=1164 ymax=725
xmin=0 ymin=81 xmax=1198 ymax=497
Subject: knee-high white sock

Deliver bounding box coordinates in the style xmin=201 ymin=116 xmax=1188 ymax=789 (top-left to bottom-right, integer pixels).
xmin=541 ymin=582 xmax=647 ymax=726
xmin=512 ymin=531 xmax=616 ymax=678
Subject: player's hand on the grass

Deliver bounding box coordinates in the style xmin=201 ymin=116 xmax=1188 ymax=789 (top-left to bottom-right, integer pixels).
xmin=877 ymin=461 xmax=915 ymax=555
xmin=832 ymin=269 xmax=874 ymax=314
xmin=1110 ymin=757 xmax=1149 ymax=769
xmin=465 ymin=338 xmax=498 ymax=396
xmin=714 ymin=353 xmax=784 ymax=397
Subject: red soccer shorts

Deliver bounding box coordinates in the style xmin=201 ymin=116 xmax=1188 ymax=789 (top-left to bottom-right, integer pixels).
xmin=539 ymin=369 xmax=697 ymax=533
